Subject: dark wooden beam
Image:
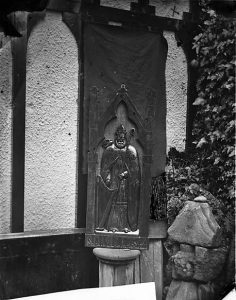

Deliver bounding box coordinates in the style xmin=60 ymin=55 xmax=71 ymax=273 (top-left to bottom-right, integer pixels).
xmin=82 ymin=3 xmax=183 ymax=33
xmin=0 ymin=13 xmax=22 ymax=37
xmin=0 ymin=0 xmax=49 ymax=14
xmin=0 ymin=0 xmax=49 ymax=37
xmin=11 ymin=12 xmax=46 ymax=233
xmin=62 ymin=12 xmax=87 ymax=228
xmin=11 ymin=13 xmax=28 ymax=233
xmin=130 ymin=0 xmax=155 ymax=16
xmin=47 ymin=0 xmax=82 ymax=13
xmin=76 ymin=17 xmax=88 ymax=228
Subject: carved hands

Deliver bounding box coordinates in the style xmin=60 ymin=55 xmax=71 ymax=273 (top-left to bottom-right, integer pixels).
xmin=119 ymin=171 xmax=128 ymax=180
xmin=105 ymin=173 xmax=111 ymax=186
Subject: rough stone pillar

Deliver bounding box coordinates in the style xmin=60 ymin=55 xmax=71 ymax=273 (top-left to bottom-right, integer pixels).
xmin=93 ymin=248 xmax=140 ymax=287
xmin=165 ymin=195 xmax=228 ymax=300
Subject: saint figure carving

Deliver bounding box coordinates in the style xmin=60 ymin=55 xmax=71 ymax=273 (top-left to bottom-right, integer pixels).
xmin=96 ymin=125 xmax=140 ymax=233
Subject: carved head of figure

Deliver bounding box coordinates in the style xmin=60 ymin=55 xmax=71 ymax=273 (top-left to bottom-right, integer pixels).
xmin=114 ymin=125 xmax=128 ymax=149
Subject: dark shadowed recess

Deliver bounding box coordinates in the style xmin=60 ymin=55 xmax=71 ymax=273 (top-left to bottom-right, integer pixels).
xmin=0 ymin=229 xmax=98 ymax=299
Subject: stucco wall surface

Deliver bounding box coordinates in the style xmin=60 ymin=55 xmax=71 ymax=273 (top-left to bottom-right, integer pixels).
xmin=165 ymin=31 xmax=188 ymax=152
xmin=152 ymin=0 xmax=189 ymax=151
xmin=0 ymin=34 xmax=12 ymax=233
xmin=99 ymin=0 xmax=189 ymax=152
xmin=24 ymin=12 xmax=78 ymax=231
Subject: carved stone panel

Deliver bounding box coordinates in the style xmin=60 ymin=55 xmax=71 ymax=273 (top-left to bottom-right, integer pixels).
xmin=85 ymin=85 xmax=152 ymax=249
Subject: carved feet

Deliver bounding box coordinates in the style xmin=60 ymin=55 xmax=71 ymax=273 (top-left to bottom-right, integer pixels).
xmin=96 ymin=227 xmax=131 ymax=233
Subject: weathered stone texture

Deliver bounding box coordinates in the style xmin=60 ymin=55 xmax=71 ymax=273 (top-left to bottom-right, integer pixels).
xmin=194 ymin=246 xmax=228 ymax=282
xmin=172 ymin=250 xmax=195 ymax=280
xmin=225 ymin=235 xmax=235 ymax=284
xmin=192 ymin=196 xmax=207 ymax=203
xmin=166 ymin=280 xmax=198 ymax=300
xmin=180 ymin=244 xmax=194 ymax=253
xmin=168 ymin=201 xmax=222 ymax=247
xmin=197 ymin=282 xmax=215 ymax=300
xmin=164 ymin=239 xmax=180 ymax=257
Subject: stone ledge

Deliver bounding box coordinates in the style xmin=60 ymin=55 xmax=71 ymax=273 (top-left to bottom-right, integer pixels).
xmin=93 ymin=248 xmax=140 ymax=265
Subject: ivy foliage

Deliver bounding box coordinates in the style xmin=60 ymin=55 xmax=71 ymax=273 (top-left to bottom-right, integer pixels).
xmin=166 ymin=1 xmax=235 ymax=235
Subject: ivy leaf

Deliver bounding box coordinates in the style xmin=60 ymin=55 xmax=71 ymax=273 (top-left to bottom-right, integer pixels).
xmin=191 ymin=59 xmax=199 ymax=68
xmin=227 ymin=146 xmax=234 ymax=154
xmin=229 ymin=149 xmax=235 ymax=157
xmin=225 ymin=83 xmax=234 ymax=90
xmin=193 ymin=97 xmax=206 ymax=106
xmin=229 ymin=187 xmax=235 ymax=199
xmin=207 ymin=9 xmax=216 ymax=17
xmin=196 ymin=137 xmax=208 ymax=148
xmin=193 ymin=33 xmax=202 ymax=42
xmin=225 ymin=120 xmax=235 ymax=133
xmin=171 ymin=8 xmax=236 ymax=236
xmin=214 ymin=157 xmax=220 ymax=165
xmin=204 ymin=20 xmax=212 ymax=26
xmin=212 ymin=130 xmax=221 ymax=139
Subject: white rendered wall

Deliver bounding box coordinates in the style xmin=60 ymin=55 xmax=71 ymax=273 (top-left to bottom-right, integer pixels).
xmin=150 ymin=0 xmax=189 ymax=152
xmin=24 ymin=12 xmax=78 ymax=231
xmin=101 ymin=0 xmax=189 ymax=152
xmin=0 ymin=35 xmax=12 ymax=233
xmin=164 ymin=31 xmax=188 ymax=152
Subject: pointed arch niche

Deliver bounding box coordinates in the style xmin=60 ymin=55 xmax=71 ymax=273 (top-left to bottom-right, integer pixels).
xmin=85 ymin=86 xmax=152 ymax=250
xmin=96 ymin=101 xmax=143 ymax=177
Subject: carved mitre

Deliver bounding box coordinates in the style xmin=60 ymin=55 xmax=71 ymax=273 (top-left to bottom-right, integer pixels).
xmin=115 ymin=124 xmax=127 ymax=138
xmin=115 ymin=124 xmax=135 ymax=146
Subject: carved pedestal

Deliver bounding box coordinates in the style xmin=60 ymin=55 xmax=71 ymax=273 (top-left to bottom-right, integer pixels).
xmin=93 ymin=248 xmax=140 ymax=287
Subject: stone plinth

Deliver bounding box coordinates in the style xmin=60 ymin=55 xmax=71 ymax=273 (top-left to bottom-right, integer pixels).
xmin=166 ymin=196 xmax=228 ymax=300
xmin=194 ymin=246 xmax=228 ymax=282
xmin=93 ymin=248 xmax=140 ymax=287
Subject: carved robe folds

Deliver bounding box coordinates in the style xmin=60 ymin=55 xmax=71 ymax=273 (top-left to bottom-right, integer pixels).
xmin=85 ymin=86 xmax=152 ymax=249
xmin=97 ymin=142 xmax=140 ymax=233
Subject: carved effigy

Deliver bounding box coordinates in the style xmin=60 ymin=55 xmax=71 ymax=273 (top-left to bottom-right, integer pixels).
xmin=96 ymin=125 xmax=140 ymax=234
xmin=85 ymin=85 xmax=152 ymax=250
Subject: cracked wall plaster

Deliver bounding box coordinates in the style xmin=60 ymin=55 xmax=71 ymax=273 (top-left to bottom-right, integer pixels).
xmin=0 ymin=34 xmax=12 ymax=233
xmin=24 ymin=12 xmax=78 ymax=231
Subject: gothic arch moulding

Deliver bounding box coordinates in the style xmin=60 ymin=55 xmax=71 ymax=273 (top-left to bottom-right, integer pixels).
xmin=85 ymin=85 xmax=152 ymax=249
